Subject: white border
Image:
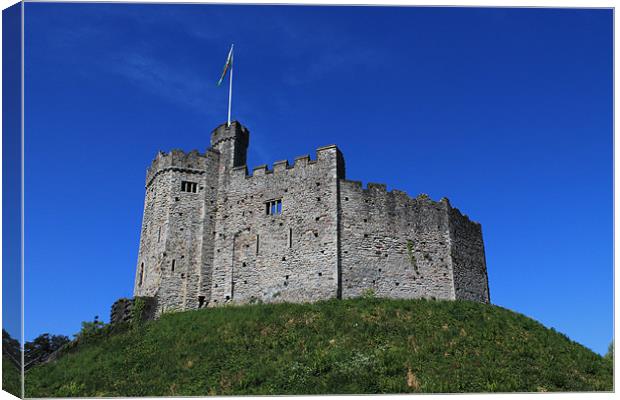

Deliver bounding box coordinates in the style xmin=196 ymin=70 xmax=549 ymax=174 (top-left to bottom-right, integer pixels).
xmin=0 ymin=1 xmax=615 ymax=400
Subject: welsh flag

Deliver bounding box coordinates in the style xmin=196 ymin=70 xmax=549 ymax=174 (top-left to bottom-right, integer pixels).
xmin=217 ymin=44 xmax=234 ymax=86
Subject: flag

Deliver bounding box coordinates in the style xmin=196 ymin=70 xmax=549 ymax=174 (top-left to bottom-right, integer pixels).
xmin=217 ymin=44 xmax=234 ymax=87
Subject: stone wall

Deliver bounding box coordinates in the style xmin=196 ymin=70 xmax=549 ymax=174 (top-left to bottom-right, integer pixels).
xmin=338 ymin=181 xmax=456 ymax=301
xmin=110 ymin=297 xmax=158 ymax=325
xmin=209 ymin=145 xmax=345 ymax=306
xmin=110 ymin=298 xmax=133 ymax=325
xmin=449 ymin=207 xmax=490 ymax=302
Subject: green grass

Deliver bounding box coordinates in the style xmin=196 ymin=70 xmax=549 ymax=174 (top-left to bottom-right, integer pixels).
xmin=25 ymin=298 xmax=612 ymax=396
xmin=3 ymin=355 xmax=22 ymax=398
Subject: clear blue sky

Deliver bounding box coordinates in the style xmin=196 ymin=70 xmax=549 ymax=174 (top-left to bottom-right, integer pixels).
xmin=3 ymin=2 xmax=23 ymax=344
xmin=21 ymin=4 xmax=612 ymax=354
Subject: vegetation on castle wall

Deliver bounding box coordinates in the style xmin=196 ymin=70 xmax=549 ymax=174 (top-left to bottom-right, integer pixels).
xmin=131 ymin=297 xmax=147 ymax=329
xmin=25 ymin=298 xmax=612 ymax=396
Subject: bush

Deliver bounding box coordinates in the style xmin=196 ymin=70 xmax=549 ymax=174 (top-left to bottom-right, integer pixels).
xmin=75 ymin=316 xmax=106 ymax=341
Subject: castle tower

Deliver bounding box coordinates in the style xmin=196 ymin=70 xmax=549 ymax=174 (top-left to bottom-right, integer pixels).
xmin=210 ymin=121 xmax=249 ymax=184
xmin=134 ymin=148 xmax=220 ymax=313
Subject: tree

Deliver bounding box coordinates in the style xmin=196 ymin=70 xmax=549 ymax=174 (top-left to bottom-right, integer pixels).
xmin=24 ymin=333 xmax=70 ymax=370
xmin=605 ymin=340 xmax=613 ymax=362
xmin=2 ymin=329 xmax=21 ymax=368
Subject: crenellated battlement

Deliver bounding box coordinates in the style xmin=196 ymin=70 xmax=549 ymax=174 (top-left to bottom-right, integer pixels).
xmin=145 ymin=149 xmax=216 ymax=187
xmin=230 ymin=144 xmax=343 ymax=181
xmin=337 ymin=178 xmax=484 ymax=230
xmin=210 ymin=120 xmax=249 ymax=148
xmin=340 ymin=179 xmax=455 ymax=212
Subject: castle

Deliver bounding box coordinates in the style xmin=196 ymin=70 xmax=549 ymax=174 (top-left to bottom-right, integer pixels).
xmin=132 ymin=121 xmax=490 ymax=315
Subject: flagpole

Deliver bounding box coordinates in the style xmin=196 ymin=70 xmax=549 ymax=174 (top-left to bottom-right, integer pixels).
xmin=227 ymin=44 xmax=234 ymax=127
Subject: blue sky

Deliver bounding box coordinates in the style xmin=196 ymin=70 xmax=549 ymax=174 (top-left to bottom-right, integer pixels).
xmin=21 ymin=4 xmax=612 ymax=354
xmin=3 ymin=2 xmax=23 ymax=343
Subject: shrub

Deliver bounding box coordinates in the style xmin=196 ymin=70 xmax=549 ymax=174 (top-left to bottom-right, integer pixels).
xmin=75 ymin=316 xmax=106 ymax=341
xmin=361 ymin=288 xmax=376 ymax=299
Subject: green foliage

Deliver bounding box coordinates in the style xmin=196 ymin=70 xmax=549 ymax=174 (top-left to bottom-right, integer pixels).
xmin=25 ymin=333 xmax=70 ymax=370
xmin=2 ymin=330 xmax=21 ymax=368
xmin=131 ymin=298 xmax=147 ymax=329
xmin=361 ymin=289 xmax=376 ymax=299
xmin=3 ymin=355 xmax=22 ymax=397
xmin=25 ymin=299 xmax=613 ymax=397
xmin=2 ymin=329 xmax=22 ymax=397
xmin=74 ymin=316 xmax=107 ymax=343
xmin=56 ymin=381 xmax=85 ymax=397
xmin=605 ymin=341 xmax=613 ymax=361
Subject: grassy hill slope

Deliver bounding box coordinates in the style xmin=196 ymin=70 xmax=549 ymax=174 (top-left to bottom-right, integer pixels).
xmin=25 ymin=298 xmax=612 ymax=396
xmin=2 ymin=356 xmax=21 ymax=397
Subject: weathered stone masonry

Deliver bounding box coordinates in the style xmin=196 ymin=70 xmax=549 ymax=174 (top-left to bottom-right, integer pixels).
xmin=133 ymin=121 xmax=490 ymax=315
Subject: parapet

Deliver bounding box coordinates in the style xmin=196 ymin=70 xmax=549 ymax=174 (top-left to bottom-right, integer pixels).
xmin=448 ymin=204 xmax=481 ymax=227
xmin=210 ymin=121 xmax=249 ymax=148
xmin=340 ymin=179 xmax=456 ymax=213
xmin=231 ymin=144 xmax=344 ymax=180
xmin=145 ymin=149 xmax=214 ymax=187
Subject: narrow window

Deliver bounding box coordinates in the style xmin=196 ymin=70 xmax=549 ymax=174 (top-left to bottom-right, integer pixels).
xmin=139 ymin=263 xmax=144 ymax=286
xmin=256 ymin=234 xmax=260 ymax=255
xmin=181 ymin=181 xmax=198 ymax=193
xmin=158 ymin=227 xmax=161 ymax=242
xmin=289 ymin=228 xmax=293 ymax=248
xmin=171 ymin=259 xmax=175 ymax=272
xmin=265 ymin=199 xmax=283 ymax=215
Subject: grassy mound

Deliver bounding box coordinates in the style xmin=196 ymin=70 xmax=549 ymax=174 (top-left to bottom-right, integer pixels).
xmin=25 ymin=298 xmax=612 ymax=396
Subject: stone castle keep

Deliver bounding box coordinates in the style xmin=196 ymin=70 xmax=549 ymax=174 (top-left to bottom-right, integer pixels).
xmin=132 ymin=121 xmax=490 ymax=315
